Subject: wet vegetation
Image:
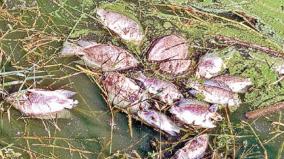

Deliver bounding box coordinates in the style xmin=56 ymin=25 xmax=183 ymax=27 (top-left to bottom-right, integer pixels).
xmin=0 ymin=0 xmax=284 ymax=158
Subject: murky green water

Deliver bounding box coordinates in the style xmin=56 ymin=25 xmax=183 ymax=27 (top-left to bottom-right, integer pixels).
xmin=0 ymin=0 xmax=284 ymax=158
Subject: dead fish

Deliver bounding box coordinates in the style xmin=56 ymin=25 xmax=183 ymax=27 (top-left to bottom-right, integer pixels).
xmin=5 ymin=89 xmax=78 ymax=118
xmin=211 ymin=75 xmax=252 ymax=93
xmin=274 ymin=64 xmax=284 ymax=75
xmin=138 ymin=109 xmax=180 ymax=136
xmin=96 ymin=8 xmax=144 ymax=44
xmin=189 ymin=81 xmax=241 ymax=106
xmin=147 ymin=35 xmax=188 ymax=61
xmin=172 ymin=134 xmax=209 ymax=159
xmin=147 ymin=35 xmax=191 ymax=75
xmin=61 ymin=40 xmax=139 ymax=71
xmin=134 ymin=72 xmax=183 ymax=105
xmin=159 ymin=59 xmax=192 ymax=75
xmin=102 ymin=72 xmax=150 ymax=113
xmin=169 ymin=99 xmax=222 ymax=128
xmin=196 ymin=53 xmax=225 ymax=79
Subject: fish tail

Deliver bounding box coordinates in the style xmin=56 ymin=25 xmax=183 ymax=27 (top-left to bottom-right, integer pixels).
xmin=60 ymin=41 xmax=84 ymax=57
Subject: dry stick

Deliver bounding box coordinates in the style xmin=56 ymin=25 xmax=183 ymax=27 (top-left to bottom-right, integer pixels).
xmin=272 ymin=122 xmax=284 ymax=127
xmin=214 ymin=35 xmax=284 ymax=58
xmin=32 ymin=144 xmax=93 ymax=154
xmin=224 ymin=106 xmax=236 ymax=159
xmin=245 ymin=102 xmax=284 ymax=119
xmin=277 ymin=141 xmax=284 ymax=159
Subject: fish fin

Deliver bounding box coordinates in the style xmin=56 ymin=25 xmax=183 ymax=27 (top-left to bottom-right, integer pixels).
xmin=55 ymin=90 xmax=76 ymax=98
xmin=77 ymin=40 xmax=98 ymax=48
xmin=209 ymin=104 xmax=218 ymax=112
xmin=64 ymin=99 xmax=78 ymax=109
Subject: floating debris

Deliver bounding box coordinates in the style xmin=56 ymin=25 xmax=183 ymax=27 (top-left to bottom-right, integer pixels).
xmin=189 ymin=81 xmax=241 ymax=107
xmin=61 ymin=40 xmax=139 ymax=71
xmin=147 ymin=35 xmax=191 ymax=75
xmin=102 ymin=72 xmax=150 ymax=113
xmin=171 ymin=134 xmax=209 ymax=159
xmin=169 ymin=99 xmax=222 ymax=128
xmin=5 ymin=89 xmax=78 ymax=118
xmin=196 ymin=53 xmax=225 ymax=79
xmin=245 ymin=101 xmax=284 ymax=119
xmin=138 ymin=109 xmax=180 ymax=136
xmin=134 ymin=72 xmax=183 ymax=105
xmin=96 ymin=8 xmax=144 ymax=44
xmin=211 ymin=75 xmax=252 ymax=93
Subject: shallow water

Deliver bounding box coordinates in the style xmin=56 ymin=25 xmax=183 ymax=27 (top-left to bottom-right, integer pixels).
xmin=0 ymin=0 xmax=284 ymax=158
xmin=0 ymin=65 xmax=159 ymax=158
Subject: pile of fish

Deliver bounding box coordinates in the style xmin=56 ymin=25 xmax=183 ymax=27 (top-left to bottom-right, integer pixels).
xmin=4 ymin=8 xmax=260 ymax=158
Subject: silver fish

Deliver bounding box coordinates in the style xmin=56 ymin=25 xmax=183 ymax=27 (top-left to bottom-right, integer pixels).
xmin=61 ymin=40 xmax=139 ymax=71
xmin=5 ymin=89 xmax=78 ymax=118
xmin=147 ymin=35 xmax=191 ymax=75
xmin=96 ymin=8 xmax=144 ymax=44
xmin=135 ymin=72 xmax=183 ymax=105
xmin=189 ymin=81 xmax=241 ymax=106
xmin=138 ymin=109 xmax=180 ymax=136
xmin=212 ymin=75 xmax=252 ymax=93
xmin=172 ymin=134 xmax=209 ymax=159
xmin=196 ymin=53 xmax=225 ymax=79
xmin=169 ymin=99 xmax=222 ymax=128
xmin=102 ymin=72 xmax=150 ymax=113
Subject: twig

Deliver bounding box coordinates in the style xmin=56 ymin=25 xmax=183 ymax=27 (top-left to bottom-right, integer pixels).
xmin=224 ymin=106 xmax=236 ymax=159
xmin=271 ymin=76 xmax=284 ymax=86
xmin=272 ymin=122 xmax=284 ymax=127
xmin=245 ymin=102 xmax=284 ymax=119
xmin=0 ymin=75 xmax=54 ymax=87
xmin=32 ymin=144 xmax=93 ymax=154
xmin=127 ymin=113 xmax=133 ymax=138
xmin=214 ymin=35 xmax=284 ymax=58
